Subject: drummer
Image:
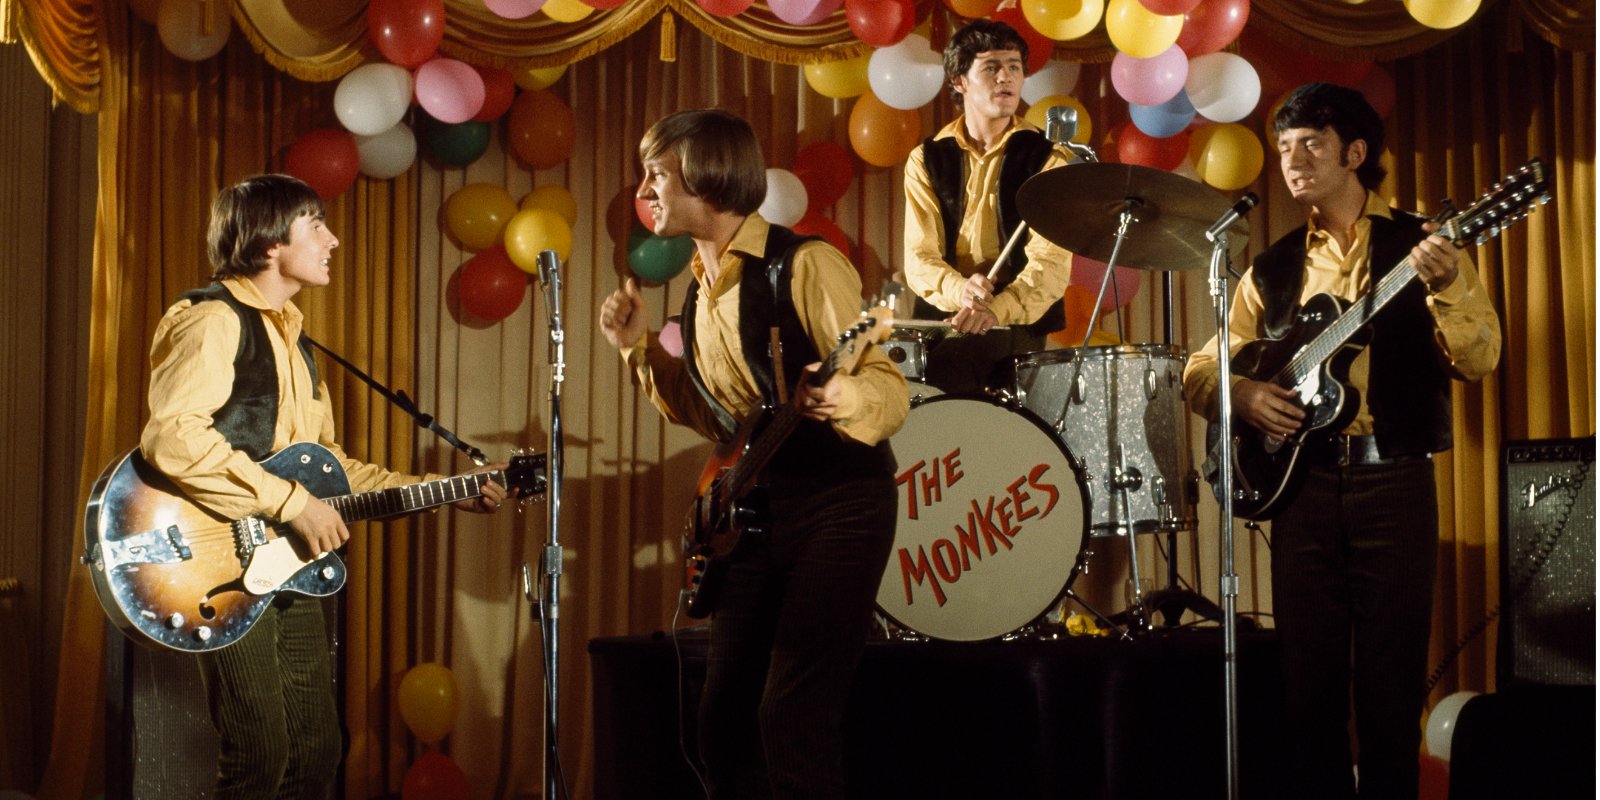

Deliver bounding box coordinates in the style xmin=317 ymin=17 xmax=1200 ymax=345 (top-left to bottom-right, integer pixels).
xmin=902 ymin=19 xmax=1075 ymax=395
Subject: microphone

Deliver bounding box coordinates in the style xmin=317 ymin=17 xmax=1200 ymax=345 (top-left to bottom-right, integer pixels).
xmin=537 ymin=249 xmax=561 ymax=287
xmin=1044 ymin=104 xmax=1098 ymax=163
xmin=1205 ymin=192 xmax=1259 ymax=242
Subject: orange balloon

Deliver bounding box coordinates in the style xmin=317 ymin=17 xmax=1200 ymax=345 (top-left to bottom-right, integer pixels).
xmin=849 ymin=91 xmax=923 ymax=168
xmin=508 ymin=90 xmax=577 ymax=170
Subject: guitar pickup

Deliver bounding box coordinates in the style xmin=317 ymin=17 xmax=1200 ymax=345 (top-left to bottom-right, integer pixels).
xmin=104 ymin=525 xmax=192 ymax=565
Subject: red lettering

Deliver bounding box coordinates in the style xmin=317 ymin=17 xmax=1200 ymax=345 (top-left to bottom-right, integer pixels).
xmin=895 ymin=460 xmax=927 ymax=520
xmin=919 ymin=460 xmax=943 ymax=510
xmin=1007 ymin=475 xmax=1038 ymax=522
xmin=996 ymin=496 xmax=1019 ymax=538
xmin=943 ymin=448 xmax=963 ymax=488
xmin=971 ymin=497 xmax=1014 ymax=553
xmin=931 ymin=539 xmax=962 ymax=584
xmin=955 ymin=518 xmax=981 ymax=569
xmin=898 ymin=546 xmax=947 ymax=607
xmin=1028 ymin=463 xmax=1060 ymax=518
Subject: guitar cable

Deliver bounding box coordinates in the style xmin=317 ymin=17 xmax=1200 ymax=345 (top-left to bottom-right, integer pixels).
xmin=671 ymin=595 xmax=713 ymax=798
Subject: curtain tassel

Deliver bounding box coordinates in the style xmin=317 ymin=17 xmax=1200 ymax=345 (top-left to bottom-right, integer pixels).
xmin=660 ymin=10 xmax=677 ymax=62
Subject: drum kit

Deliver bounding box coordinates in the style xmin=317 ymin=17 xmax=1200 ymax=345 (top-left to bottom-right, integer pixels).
xmin=875 ymin=161 xmax=1250 ymax=643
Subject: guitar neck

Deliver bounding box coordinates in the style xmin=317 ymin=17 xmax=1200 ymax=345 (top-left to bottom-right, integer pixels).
xmin=326 ymin=469 xmax=506 ymax=523
xmin=721 ymin=353 xmax=844 ymax=499
xmin=1276 ymin=257 xmax=1418 ymax=386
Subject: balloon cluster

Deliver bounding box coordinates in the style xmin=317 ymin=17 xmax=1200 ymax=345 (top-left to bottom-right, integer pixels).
xmin=442 ymin=182 xmax=577 ymax=323
xmin=397 ymin=663 xmax=469 ymax=800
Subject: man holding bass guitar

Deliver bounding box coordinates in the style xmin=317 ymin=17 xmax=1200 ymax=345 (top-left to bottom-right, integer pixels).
xmin=600 ymin=110 xmax=908 ymax=799
xmin=1183 ymin=84 xmax=1501 ymax=799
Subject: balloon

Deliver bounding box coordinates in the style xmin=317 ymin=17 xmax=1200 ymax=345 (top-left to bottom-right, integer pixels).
xmin=1059 ymin=284 xmax=1104 ymax=343
xmin=1357 ymin=64 xmax=1396 ymax=119
xmin=504 ymin=207 xmax=573 ymax=269
xmin=1024 ymin=95 xmax=1091 ymax=144
xmin=1110 ymin=46 xmax=1188 ymax=107
xmin=990 ymin=6 xmax=1053 ymax=72
xmin=1129 ymin=90 xmax=1196 ymax=138
xmin=1240 ymin=27 xmax=1372 ymax=103
xmin=1022 ymin=60 xmax=1082 ymax=106
xmin=697 ymin=0 xmax=755 ymax=15
xmin=542 ymin=0 xmax=594 ymax=21
xmin=846 ymin=0 xmax=915 ymax=48
xmin=367 ymin=0 xmax=445 ymax=68
xmin=284 ymin=129 xmax=360 ymax=201
xmin=792 ymin=210 xmax=851 ymax=258
xmin=1185 ymin=52 xmax=1260 ymax=123
xmin=1404 ymin=0 xmax=1480 ymax=28
xmin=633 ymin=194 xmax=656 ymax=229
xmin=626 ymin=224 xmax=695 ymax=283
xmin=1189 ymin=122 xmax=1263 ymax=190
xmin=1419 ymin=753 xmax=1450 ymax=800
xmin=867 ymin=34 xmax=944 ymax=110
xmin=445 ymin=183 xmax=518 ymax=251
xmin=1070 ymin=253 xmax=1142 ymax=310
xmin=770 ymin=0 xmax=843 ymax=26
xmin=1175 ymin=0 xmax=1249 ymax=56
xmin=402 ymin=752 xmax=470 ymax=800
xmin=129 ymin=0 xmax=161 ymax=24
xmin=156 ymin=0 xmax=232 ymax=61
xmin=1139 ymin=0 xmax=1200 ymax=14
xmin=1020 ymin=0 xmax=1105 ymax=42
xmin=1104 ymin=0 xmax=1183 ymax=59
xmin=804 ymin=55 xmax=871 ymax=99
xmin=414 ymin=59 xmax=486 ymax=124
xmin=473 ymin=67 xmax=517 ymax=121
xmin=417 ymin=115 xmax=491 ymax=167
xmin=355 ymin=122 xmax=418 ymax=179
xmin=523 ymin=185 xmax=578 ymax=225
xmin=658 ymin=318 xmax=684 ymax=357
xmin=1424 ymin=691 xmax=1480 ymax=761
xmin=335 ymin=63 xmax=414 ymax=136
xmin=1116 ymin=121 xmax=1189 ymax=170
xmin=792 ymin=141 xmax=855 ymax=209
xmin=508 ymin=90 xmax=577 ymax=170
xmin=485 ymin=0 xmax=545 ymax=19
xmin=848 ymin=91 xmax=922 ymax=168
xmin=515 ymin=64 xmax=568 ymax=91
xmin=757 ymin=169 xmax=809 ymax=227
xmin=944 ymin=0 xmax=998 ymax=17
xmin=397 ymin=663 xmax=461 ymax=743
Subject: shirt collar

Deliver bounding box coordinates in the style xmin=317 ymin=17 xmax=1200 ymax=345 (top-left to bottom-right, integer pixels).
xmin=935 ymin=114 xmax=1039 ymax=156
xmin=1306 ymin=190 xmax=1395 ymax=243
xmin=222 ymin=275 xmax=302 ymax=325
xmin=690 ymin=213 xmax=769 ymax=289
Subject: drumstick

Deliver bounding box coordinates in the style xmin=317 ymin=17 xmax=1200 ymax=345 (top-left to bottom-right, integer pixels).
xmin=985 ymin=223 xmax=1030 ymax=283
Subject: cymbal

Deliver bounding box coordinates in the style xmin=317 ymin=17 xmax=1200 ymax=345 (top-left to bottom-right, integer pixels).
xmin=1017 ymin=163 xmax=1250 ymax=271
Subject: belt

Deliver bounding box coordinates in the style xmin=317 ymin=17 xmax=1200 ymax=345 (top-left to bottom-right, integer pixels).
xmin=1318 ymin=434 xmax=1430 ymax=467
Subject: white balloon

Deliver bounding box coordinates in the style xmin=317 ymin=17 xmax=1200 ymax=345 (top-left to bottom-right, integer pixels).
xmin=356 ymin=122 xmax=417 ymax=179
xmin=335 ymin=63 xmax=414 ymax=137
xmin=1185 ymin=52 xmax=1261 ymax=124
xmin=157 ymin=0 xmax=232 ymax=62
xmin=1022 ymin=60 xmax=1082 ymax=106
xmin=759 ymin=168 xmax=809 ymax=228
xmin=1424 ymin=690 xmax=1480 ymax=762
xmin=867 ymin=34 xmax=945 ymax=111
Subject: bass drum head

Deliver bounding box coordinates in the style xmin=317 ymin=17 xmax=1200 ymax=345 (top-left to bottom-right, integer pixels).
xmin=877 ymin=395 xmax=1088 ymax=641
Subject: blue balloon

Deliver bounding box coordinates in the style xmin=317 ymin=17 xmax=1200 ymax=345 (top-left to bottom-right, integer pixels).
xmin=1129 ymin=91 xmax=1197 ymax=139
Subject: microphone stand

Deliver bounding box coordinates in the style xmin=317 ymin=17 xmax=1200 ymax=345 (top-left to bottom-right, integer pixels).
xmin=1206 ymin=227 xmax=1242 ymax=800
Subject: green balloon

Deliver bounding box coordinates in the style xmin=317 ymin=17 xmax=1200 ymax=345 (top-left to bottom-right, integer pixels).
xmin=418 ymin=113 xmax=490 ymax=167
xmin=626 ymin=224 xmax=694 ymax=283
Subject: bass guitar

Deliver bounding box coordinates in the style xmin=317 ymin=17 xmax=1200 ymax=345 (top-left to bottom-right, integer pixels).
xmin=682 ymin=306 xmax=894 ymax=618
xmin=83 ymin=443 xmax=546 ymax=652
xmin=1212 ymin=158 xmax=1548 ymax=521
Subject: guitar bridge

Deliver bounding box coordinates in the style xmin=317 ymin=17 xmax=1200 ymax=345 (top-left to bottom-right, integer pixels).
xmin=103 ymin=525 xmax=192 ymax=565
xmin=234 ymin=517 xmax=269 ymax=561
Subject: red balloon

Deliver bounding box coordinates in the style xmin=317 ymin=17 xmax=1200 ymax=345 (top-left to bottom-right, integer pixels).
xmin=1139 ymin=0 xmax=1201 ymax=15
xmin=792 ymin=209 xmax=852 ymax=259
xmin=846 ymin=0 xmax=915 ymax=48
xmin=1116 ymin=122 xmax=1189 ymax=171
xmin=402 ymin=752 xmax=469 ymax=800
xmin=1176 ymin=0 xmax=1250 ymax=56
xmin=507 ymin=90 xmax=577 ymax=170
xmin=1356 ymin=64 xmax=1396 ymax=119
xmin=284 ymin=128 xmax=360 ymax=201
xmin=696 ymin=0 xmax=754 ymax=15
xmin=633 ymin=194 xmax=655 ymax=230
xmin=367 ymin=0 xmax=445 ymax=69
xmin=457 ymin=246 xmax=527 ymax=322
xmin=791 ymin=142 xmax=856 ymax=209
xmin=1240 ymin=27 xmax=1372 ymax=104
xmin=473 ymin=67 xmax=517 ymax=122
xmin=990 ymin=7 xmax=1053 ymax=73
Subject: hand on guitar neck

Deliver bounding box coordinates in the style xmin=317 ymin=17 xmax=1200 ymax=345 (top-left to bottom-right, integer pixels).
xmin=795 ymin=362 xmax=845 ymax=422
xmin=290 ymin=464 xmax=515 ymax=558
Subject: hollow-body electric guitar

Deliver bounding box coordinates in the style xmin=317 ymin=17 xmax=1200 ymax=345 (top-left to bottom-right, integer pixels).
xmin=83 ymin=443 xmax=547 ymax=652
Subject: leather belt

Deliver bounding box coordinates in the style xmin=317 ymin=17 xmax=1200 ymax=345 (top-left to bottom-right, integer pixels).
xmin=1321 ymin=434 xmax=1429 ymax=467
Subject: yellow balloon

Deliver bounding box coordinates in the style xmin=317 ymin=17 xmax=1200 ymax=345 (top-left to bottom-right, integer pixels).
xmin=1024 ymin=95 xmax=1091 ymax=144
xmin=445 ymin=183 xmax=518 ymax=252
xmin=1021 ymin=0 xmax=1104 ymax=42
xmin=397 ymin=663 xmax=458 ymax=744
xmin=515 ymin=64 xmax=568 ymax=91
xmin=1104 ymin=0 xmax=1183 ymax=58
xmin=804 ymin=55 xmax=872 ymax=100
xmin=504 ymin=207 xmax=573 ymax=271
xmin=1190 ymin=123 xmax=1264 ymax=191
xmin=522 ymin=185 xmax=578 ymax=226
xmin=542 ymin=0 xmax=593 ymax=22
xmin=1403 ymin=0 xmax=1480 ymax=28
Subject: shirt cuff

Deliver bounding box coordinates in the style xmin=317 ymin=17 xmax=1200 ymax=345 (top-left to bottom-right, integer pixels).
xmin=989 ymin=292 xmax=1024 ymax=326
xmin=1428 ymin=273 xmax=1469 ymax=305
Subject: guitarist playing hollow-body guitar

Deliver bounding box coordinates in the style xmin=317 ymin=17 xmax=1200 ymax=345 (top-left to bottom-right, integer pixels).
xmin=1182 ymin=84 xmax=1511 ymax=799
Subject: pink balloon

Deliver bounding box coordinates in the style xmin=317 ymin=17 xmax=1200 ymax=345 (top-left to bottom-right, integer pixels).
xmin=659 ymin=319 xmax=684 ymax=357
xmin=1070 ymin=254 xmax=1141 ymax=310
xmin=1111 ymin=46 xmax=1189 ymax=107
xmin=769 ymin=0 xmax=843 ymax=24
xmin=1176 ymin=0 xmax=1250 ymax=56
xmin=484 ymin=0 xmax=545 ymax=19
xmin=415 ymin=59 xmax=486 ymax=124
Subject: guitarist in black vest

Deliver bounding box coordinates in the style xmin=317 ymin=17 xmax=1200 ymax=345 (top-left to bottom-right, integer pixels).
xmin=600 ymin=110 xmax=908 ymax=799
xmin=1183 ymin=85 xmax=1501 ymax=799
xmin=902 ymin=20 xmax=1074 ymax=394
xmin=140 ymin=175 xmax=510 ymax=799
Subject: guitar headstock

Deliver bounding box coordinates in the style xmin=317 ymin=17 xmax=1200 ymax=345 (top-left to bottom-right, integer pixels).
xmin=504 ymin=449 xmax=549 ymax=499
xmin=1441 ymin=158 xmax=1551 ymax=247
xmin=823 ymin=302 xmax=896 ymax=380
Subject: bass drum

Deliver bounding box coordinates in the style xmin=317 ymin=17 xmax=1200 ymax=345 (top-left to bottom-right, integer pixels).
xmin=877 ymin=396 xmax=1088 ymax=641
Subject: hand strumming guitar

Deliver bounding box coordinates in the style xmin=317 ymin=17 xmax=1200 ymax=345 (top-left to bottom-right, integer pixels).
xmin=1233 ymin=378 xmax=1307 ymax=441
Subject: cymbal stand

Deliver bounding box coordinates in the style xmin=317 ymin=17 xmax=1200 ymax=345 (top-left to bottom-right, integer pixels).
xmin=1110 ymin=444 xmax=1150 ymax=631
xmin=1206 ymin=227 xmax=1242 ymax=800
xmin=1081 ymin=205 xmax=1138 ymax=345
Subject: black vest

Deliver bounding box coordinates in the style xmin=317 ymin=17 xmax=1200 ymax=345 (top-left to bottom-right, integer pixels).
xmin=178 ymin=284 xmax=320 ymax=461
xmin=916 ymin=129 xmax=1065 ymax=335
xmin=1250 ymin=210 xmax=1452 ymax=457
xmin=680 ymin=226 xmax=895 ymax=489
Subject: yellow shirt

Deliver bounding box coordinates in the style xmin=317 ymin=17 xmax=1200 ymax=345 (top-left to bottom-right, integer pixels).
xmin=1183 ymin=192 xmax=1503 ymax=430
xmin=621 ymin=215 xmax=909 ymax=446
xmin=903 ymin=116 xmax=1074 ymax=325
xmin=140 ymin=277 xmax=423 ymax=523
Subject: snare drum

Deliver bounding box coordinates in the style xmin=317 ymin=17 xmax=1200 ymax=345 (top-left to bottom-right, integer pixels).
xmin=876 ymin=396 xmax=1088 ymax=641
xmin=1008 ymin=344 xmax=1196 ymax=537
xmin=879 ymin=323 xmax=944 ymax=383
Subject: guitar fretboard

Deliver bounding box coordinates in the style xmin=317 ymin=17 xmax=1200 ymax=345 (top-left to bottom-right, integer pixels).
xmin=328 ymin=470 xmax=506 ymax=523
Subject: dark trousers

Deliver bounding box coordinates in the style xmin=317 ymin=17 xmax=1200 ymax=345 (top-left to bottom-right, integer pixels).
xmin=1271 ymin=459 xmax=1438 ymax=800
xmin=196 ymin=595 xmax=342 ymax=800
xmin=698 ymin=477 xmax=898 ymax=800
